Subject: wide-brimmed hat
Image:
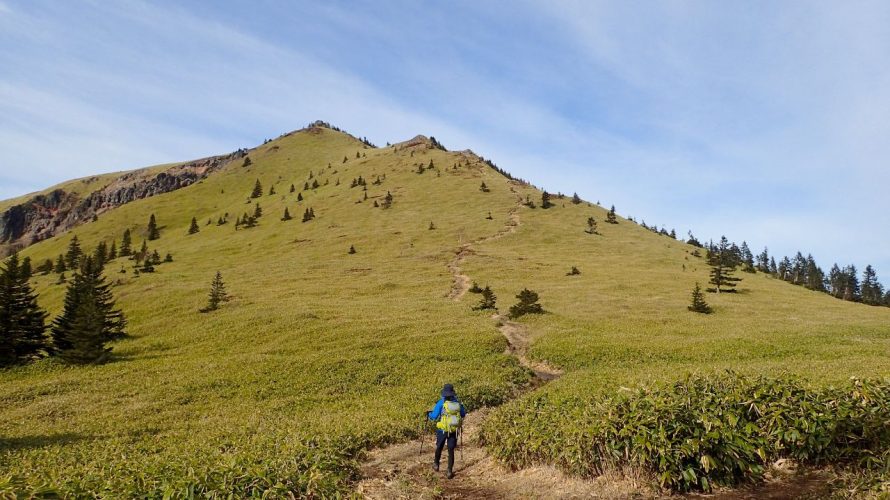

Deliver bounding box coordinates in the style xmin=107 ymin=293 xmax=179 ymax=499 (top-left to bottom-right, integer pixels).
xmin=441 ymin=383 xmax=456 ymax=399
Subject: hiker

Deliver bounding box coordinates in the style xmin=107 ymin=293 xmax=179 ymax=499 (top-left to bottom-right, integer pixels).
xmin=427 ymin=383 xmax=466 ymax=479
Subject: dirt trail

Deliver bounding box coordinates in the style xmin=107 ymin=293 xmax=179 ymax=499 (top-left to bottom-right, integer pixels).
xmin=357 ymin=186 xmax=828 ymax=498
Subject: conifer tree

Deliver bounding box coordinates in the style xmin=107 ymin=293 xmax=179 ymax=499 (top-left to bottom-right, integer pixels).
xmin=51 ymin=256 xmax=126 ymax=363
xmin=93 ymin=241 xmax=108 ymax=269
xmin=348 ymin=245 xmax=356 ymax=254
xmin=108 ymin=241 xmax=117 ymax=260
xmin=202 ymin=271 xmax=228 ymax=312
xmin=38 ymin=259 xmax=54 ymax=275
xmin=297 ymin=192 xmax=303 ymax=202
xmin=150 ymin=251 xmax=161 ymax=265
xmin=0 ymin=254 xmax=49 ymax=366
xmin=469 ymin=282 xmax=483 ymax=293
xmin=164 ymin=253 xmax=173 ymax=263
xmin=254 ymin=203 xmax=262 ymax=219
xmin=585 ymin=217 xmax=598 ymax=235
xmin=304 ymin=182 xmax=310 ymax=191
xmin=541 ymin=191 xmax=554 ymax=209
xmin=707 ymin=236 xmax=742 ymax=293
xmin=54 ymin=255 xmax=66 ymax=274
xmin=429 ymin=221 xmax=436 ymax=230
xmin=251 ymin=179 xmax=263 ymax=198
xmin=242 ymin=156 xmax=252 ymax=167
xmin=567 ymin=266 xmax=581 ymax=276
xmin=188 ymin=217 xmax=200 ymax=235
xmin=486 ymin=212 xmax=494 ymax=220
xmin=312 ymin=179 xmax=320 ymax=189
xmin=606 ymin=205 xmax=618 ymax=224
xmin=138 ymin=240 xmax=149 ymax=261
xmin=756 ymin=247 xmax=770 ymax=273
xmin=571 ymin=192 xmax=582 ymax=204
xmin=282 ymin=207 xmax=292 ymax=221
xmin=861 ymin=265 xmax=884 ymax=305
xmin=474 ymin=286 xmax=497 ymax=310
xmin=769 ymin=257 xmax=778 ymax=276
xmin=20 ymin=257 xmax=32 ymax=280
xmin=508 ymin=288 xmax=544 ymax=318
xmin=269 ymin=185 xmax=276 ymax=196
xmin=147 ymin=214 xmax=160 ymax=240
xmin=687 ymin=283 xmax=712 ymax=314
xmin=382 ymin=191 xmax=393 ymax=209
xmin=302 ymin=208 xmax=312 ymax=222
xmin=740 ymin=242 xmax=755 ymax=273
xmin=373 ymin=200 xmax=379 ymax=207
xmin=290 ymin=184 xmax=296 ymax=193
xmin=480 ymin=182 xmax=490 ymax=193
xmin=120 ymin=229 xmax=132 ymax=256
xmin=65 ymin=235 xmax=83 ymax=269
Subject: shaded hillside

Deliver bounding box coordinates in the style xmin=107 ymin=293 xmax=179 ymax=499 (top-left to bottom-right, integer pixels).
xmin=1 ymin=124 xmax=888 ymax=497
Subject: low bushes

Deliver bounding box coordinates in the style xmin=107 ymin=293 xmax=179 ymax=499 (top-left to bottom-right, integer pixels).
xmin=480 ymin=372 xmax=890 ymax=493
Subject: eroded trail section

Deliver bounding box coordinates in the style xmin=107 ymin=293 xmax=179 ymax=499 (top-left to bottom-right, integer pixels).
xmin=495 ymin=314 xmax=562 ymax=381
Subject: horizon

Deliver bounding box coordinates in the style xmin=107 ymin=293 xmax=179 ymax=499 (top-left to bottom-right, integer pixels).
xmin=1 ymin=0 xmax=888 ymax=278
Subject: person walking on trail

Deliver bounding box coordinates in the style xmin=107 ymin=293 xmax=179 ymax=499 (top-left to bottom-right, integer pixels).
xmin=427 ymin=383 xmax=466 ymax=479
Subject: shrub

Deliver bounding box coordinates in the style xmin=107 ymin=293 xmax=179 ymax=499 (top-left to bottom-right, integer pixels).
xmin=481 ymin=373 xmax=890 ymax=493
xmin=507 ymin=289 xmax=544 ymax=318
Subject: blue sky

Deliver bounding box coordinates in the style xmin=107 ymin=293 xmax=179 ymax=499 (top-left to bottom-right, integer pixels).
xmin=1 ymin=1 xmax=889 ymax=277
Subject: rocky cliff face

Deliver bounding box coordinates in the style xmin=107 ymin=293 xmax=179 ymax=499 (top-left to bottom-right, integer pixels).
xmin=0 ymin=150 xmax=246 ymax=253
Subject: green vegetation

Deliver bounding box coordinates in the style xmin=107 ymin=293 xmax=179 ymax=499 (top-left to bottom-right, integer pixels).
xmin=481 ymin=373 xmax=889 ymax=492
xmin=1 ymin=125 xmax=888 ymax=496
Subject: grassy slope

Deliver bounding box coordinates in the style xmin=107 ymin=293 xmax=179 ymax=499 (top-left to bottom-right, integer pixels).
xmin=1 ymin=126 xmax=888 ymax=495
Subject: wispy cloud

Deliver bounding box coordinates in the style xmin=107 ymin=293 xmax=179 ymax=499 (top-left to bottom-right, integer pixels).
xmin=1 ymin=0 xmax=888 ymax=275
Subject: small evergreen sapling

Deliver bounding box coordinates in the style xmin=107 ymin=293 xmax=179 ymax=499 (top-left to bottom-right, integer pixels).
xmin=474 ymin=286 xmax=497 ymax=310
xmin=541 ymin=191 xmax=554 ymax=209
xmin=348 ymin=245 xmax=356 ymax=254
xmin=188 ymin=217 xmax=200 ymax=235
xmin=147 ymin=214 xmax=160 ymax=240
xmin=251 ymin=179 xmax=263 ymax=198
xmin=567 ymin=266 xmax=581 ymax=276
xmin=120 ymin=229 xmax=132 ymax=256
xmin=201 ymin=271 xmax=228 ymax=312
xmin=688 ymin=283 xmax=713 ymax=314
xmin=480 ymin=182 xmax=490 ymax=193
xmin=606 ymin=205 xmax=618 ymax=224
xmin=282 ymin=207 xmax=292 ymax=221
xmin=508 ymin=289 xmax=544 ymax=318
xmin=585 ymin=217 xmax=598 ymax=235
xmin=571 ymin=192 xmax=582 ymax=204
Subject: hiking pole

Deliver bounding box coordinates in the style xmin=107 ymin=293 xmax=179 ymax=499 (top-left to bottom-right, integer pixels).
xmin=459 ymin=424 xmax=464 ymax=463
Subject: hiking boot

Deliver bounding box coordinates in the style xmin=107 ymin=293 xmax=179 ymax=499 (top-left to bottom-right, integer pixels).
xmin=446 ymin=470 xmax=454 ymax=479
xmin=432 ymin=463 xmax=439 ymax=472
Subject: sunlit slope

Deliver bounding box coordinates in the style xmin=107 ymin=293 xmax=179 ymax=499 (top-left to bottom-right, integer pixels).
xmin=2 ymin=124 xmax=888 ymax=496
xmin=460 ymin=184 xmax=890 ymax=391
xmin=1 ymin=128 xmax=529 ymax=495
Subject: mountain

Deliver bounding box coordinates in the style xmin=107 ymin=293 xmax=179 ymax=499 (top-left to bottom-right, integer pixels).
xmin=1 ymin=122 xmax=888 ymax=497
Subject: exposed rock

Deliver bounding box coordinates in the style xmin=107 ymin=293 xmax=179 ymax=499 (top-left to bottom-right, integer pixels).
xmin=0 ymin=150 xmax=246 ymax=254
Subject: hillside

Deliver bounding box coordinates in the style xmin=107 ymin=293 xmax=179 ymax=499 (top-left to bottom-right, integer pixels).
xmin=1 ymin=124 xmax=889 ymax=497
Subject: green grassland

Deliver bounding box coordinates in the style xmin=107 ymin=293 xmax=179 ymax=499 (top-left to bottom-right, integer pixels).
xmin=2 ymin=126 xmax=889 ymax=496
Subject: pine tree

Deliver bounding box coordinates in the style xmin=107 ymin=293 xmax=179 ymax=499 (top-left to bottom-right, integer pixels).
xmin=486 ymin=212 xmax=494 ymax=220
xmin=769 ymin=257 xmax=778 ymax=276
xmin=348 ymin=245 xmax=356 ymax=254
xmin=585 ymin=217 xmax=598 ymax=234
xmin=541 ymin=191 xmax=554 ymax=209
xmin=108 ymin=241 xmax=117 ymax=260
xmin=480 ymin=182 xmax=490 ymax=192
xmin=0 ymin=254 xmax=49 ymax=366
xmin=804 ymin=255 xmax=825 ymax=292
xmin=138 ymin=240 xmax=149 ymax=261
xmin=302 ymin=208 xmax=312 ymax=222
xmin=707 ymin=236 xmax=742 ymax=293
xmin=282 ymin=207 xmax=292 ymax=221
xmin=120 ymin=229 xmax=132 ymax=256
xmin=290 ymin=184 xmax=296 ymax=193
xmin=843 ymin=265 xmax=860 ymax=301
xmin=20 ymin=257 xmax=32 ymax=280
xmin=202 ymin=271 xmax=228 ymax=312
xmin=687 ymin=283 xmax=713 ymax=314
xmin=188 ymin=217 xmax=200 ymax=235
xmin=54 ymin=255 xmax=67 ymax=274
xmin=861 ymin=265 xmax=884 ymax=305
xmin=65 ymin=235 xmax=83 ymax=269
xmin=756 ymin=247 xmax=770 ymax=273
xmin=242 ymin=156 xmax=252 ymax=167
xmin=297 ymin=192 xmax=303 ymax=202
xmin=147 ymin=214 xmax=160 ymax=240
xmin=93 ymin=241 xmax=108 ymax=268
xmin=606 ymin=205 xmax=618 ymax=224
xmin=508 ymin=288 xmax=544 ymax=318
xmin=571 ymin=192 xmax=582 ymax=204
xmin=567 ymin=266 xmax=581 ymax=276
xmin=740 ymin=242 xmax=755 ymax=273
xmin=304 ymin=182 xmax=310 ymax=191
xmin=251 ymin=179 xmax=263 ymax=198
xmin=164 ymin=253 xmax=173 ymax=263
xmin=269 ymin=185 xmax=276 ymax=196
xmin=429 ymin=221 xmax=436 ymax=230
xmin=254 ymin=203 xmax=262 ymax=219
xmin=312 ymin=179 xmax=320 ymax=189
xmin=382 ymin=191 xmax=394 ymax=209
xmin=38 ymin=259 xmax=54 ymax=275
xmin=473 ymin=286 xmax=497 ymax=311
xmin=51 ymin=257 xmax=126 ymax=363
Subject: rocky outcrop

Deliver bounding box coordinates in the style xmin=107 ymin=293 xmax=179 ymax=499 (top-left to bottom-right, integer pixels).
xmin=0 ymin=150 xmax=246 ymax=253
